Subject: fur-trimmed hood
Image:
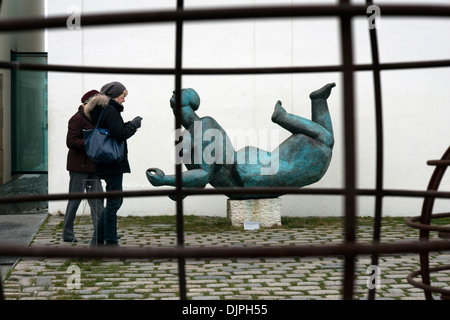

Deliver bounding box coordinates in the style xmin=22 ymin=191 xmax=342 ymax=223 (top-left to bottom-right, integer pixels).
xmin=84 ymin=94 xmax=110 ymax=119
xmin=82 ymin=92 xmax=137 ymax=175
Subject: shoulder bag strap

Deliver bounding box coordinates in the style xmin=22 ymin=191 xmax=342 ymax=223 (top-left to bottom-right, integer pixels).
xmin=95 ymin=108 xmax=106 ymax=129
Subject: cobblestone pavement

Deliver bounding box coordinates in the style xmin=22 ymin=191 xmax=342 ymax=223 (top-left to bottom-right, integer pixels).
xmin=2 ymin=213 xmax=450 ymax=300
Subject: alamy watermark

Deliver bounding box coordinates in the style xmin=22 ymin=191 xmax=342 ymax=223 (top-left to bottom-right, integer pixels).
xmin=366 ymin=265 xmax=381 ymax=290
xmin=367 ymin=5 xmax=381 ymax=30
xmin=66 ymin=264 xmax=81 ymax=290
xmin=67 ymin=5 xmax=381 ymax=30
xmin=66 ymin=5 xmax=81 ymax=30
xmin=172 ymin=122 xmax=280 ymax=175
xmin=16 ymin=266 xmax=80 ymax=297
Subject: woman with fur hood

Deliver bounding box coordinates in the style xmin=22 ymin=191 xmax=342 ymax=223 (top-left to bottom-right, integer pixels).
xmin=84 ymin=81 xmax=142 ymax=246
xmin=63 ymin=89 xmax=104 ymax=244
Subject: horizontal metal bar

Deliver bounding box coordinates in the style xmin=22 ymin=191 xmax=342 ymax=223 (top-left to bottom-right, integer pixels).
xmin=192 ymin=188 xmax=450 ymax=199
xmin=427 ymin=160 xmax=450 ymax=166
xmin=2 ymin=188 xmax=450 ymax=204
xmin=0 ymin=61 xmax=174 ymax=75
xmin=407 ymin=265 xmax=450 ymax=296
xmin=0 ymin=5 xmax=449 ymax=32
xmin=406 ymin=212 xmax=450 ymax=233
xmin=0 ymin=189 xmax=176 ymax=203
xmin=0 ymin=239 xmax=450 ymax=260
xmin=1 ymin=59 xmax=449 ymax=75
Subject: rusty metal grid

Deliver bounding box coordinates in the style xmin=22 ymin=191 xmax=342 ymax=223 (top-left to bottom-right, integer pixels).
xmin=0 ymin=1 xmax=449 ymax=301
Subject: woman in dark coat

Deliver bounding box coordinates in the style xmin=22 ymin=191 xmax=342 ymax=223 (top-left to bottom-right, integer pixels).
xmin=63 ymin=90 xmax=104 ymax=243
xmin=84 ymin=82 xmax=142 ymax=246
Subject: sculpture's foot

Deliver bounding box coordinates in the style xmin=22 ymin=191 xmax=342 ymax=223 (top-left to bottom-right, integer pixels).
xmin=271 ymin=100 xmax=286 ymax=123
xmin=309 ymin=82 xmax=336 ymax=100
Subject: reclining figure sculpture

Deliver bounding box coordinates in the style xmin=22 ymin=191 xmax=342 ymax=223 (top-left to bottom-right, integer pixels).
xmin=147 ymin=83 xmax=335 ymax=200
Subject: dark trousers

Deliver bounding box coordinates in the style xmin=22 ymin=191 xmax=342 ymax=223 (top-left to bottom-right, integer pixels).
xmin=92 ymin=173 xmax=123 ymax=245
xmin=62 ymin=172 xmax=103 ymax=241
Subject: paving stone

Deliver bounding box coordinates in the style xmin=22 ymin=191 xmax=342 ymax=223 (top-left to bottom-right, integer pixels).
xmin=149 ymin=293 xmax=177 ymax=298
xmin=308 ymin=289 xmax=340 ymax=295
xmin=98 ymin=289 xmax=128 ymax=294
xmin=3 ymin=213 xmax=449 ymax=300
xmin=290 ymin=286 xmax=321 ymax=291
xmin=207 ymin=283 xmax=230 ymax=288
xmin=192 ymin=295 xmax=221 ymax=300
xmin=80 ymin=294 xmax=108 ymax=299
xmin=114 ymin=293 xmax=145 ymax=299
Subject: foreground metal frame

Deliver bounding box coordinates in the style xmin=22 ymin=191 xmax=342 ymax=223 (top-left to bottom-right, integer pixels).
xmin=406 ymin=147 xmax=450 ymax=299
xmin=0 ymin=1 xmax=449 ymax=300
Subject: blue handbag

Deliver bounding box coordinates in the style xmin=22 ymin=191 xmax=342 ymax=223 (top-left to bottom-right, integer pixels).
xmin=84 ymin=108 xmax=124 ymax=164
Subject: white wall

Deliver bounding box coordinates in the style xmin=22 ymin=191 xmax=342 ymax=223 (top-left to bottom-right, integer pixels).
xmin=47 ymin=0 xmax=450 ymax=218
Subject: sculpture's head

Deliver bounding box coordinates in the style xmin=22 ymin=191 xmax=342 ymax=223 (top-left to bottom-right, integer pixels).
xmin=170 ymin=88 xmax=200 ymax=111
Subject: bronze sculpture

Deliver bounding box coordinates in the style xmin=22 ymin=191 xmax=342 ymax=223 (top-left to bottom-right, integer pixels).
xmin=147 ymin=83 xmax=335 ymax=200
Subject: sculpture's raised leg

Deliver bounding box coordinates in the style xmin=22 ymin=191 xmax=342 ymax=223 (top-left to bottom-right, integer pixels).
xmin=271 ymin=83 xmax=335 ymax=148
xmin=310 ymin=82 xmax=335 ymax=139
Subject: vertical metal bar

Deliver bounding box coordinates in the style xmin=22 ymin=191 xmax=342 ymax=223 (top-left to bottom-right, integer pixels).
xmin=340 ymin=0 xmax=357 ymax=300
xmin=0 ymin=0 xmax=3 ymax=299
xmin=0 ymin=0 xmax=6 ymax=301
xmin=366 ymin=0 xmax=384 ymax=301
xmin=0 ymin=272 xmax=4 ymax=300
xmin=175 ymin=0 xmax=187 ymax=301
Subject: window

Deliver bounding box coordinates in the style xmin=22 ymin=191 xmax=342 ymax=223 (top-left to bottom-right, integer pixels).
xmin=11 ymin=52 xmax=48 ymax=173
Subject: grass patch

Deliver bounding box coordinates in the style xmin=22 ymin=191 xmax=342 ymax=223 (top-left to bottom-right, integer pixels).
xmin=281 ymin=216 xmax=343 ymax=229
xmin=118 ymin=215 xmax=236 ymax=232
xmin=114 ymin=215 xmax=411 ymax=233
xmin=431 ymin=216 xmax=450 ymax=226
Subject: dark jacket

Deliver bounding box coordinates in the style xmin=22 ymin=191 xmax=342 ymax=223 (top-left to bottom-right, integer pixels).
xmin=84 ymin=94 xmax=138 ymax=176
xmin=66 ymin=105 xmax=96 ymax=173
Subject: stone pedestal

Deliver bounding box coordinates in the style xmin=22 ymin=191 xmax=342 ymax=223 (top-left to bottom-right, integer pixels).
xmin=227 ymin=198 xmax=281 ymax=228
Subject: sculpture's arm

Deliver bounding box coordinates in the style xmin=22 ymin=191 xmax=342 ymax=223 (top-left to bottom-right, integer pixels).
xmin=146 ymin=167 xmax=212 ymax=188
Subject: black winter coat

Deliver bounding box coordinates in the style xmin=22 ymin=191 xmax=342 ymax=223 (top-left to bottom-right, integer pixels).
xmin=66 ymin=105 xmax=96 ymax=173
xmin=84 ymin=94 xmax=138 ymax=176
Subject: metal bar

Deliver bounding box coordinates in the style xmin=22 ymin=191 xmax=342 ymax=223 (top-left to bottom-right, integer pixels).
xmin=0 ymin=5 xmax=449 ymax=32
xmin=3 ymin=187 xmax=450 ymax=204
xmin=0 ymin=0 xmax=7 ymax=301
xmin=407 ymin=212 xmax=450 ymax=233
xmin=427 ymin=160 xmax=450 ymax=166
xmin=417 ymin=147 xmax=450 ymax=299
xmin=340 ymin=0 xmax=357 ymax=300
xmin=1 ymin=59 xmax=449 ymax=75
xmin=0 ymin=272 xmax=3 ymax=300
xmin=0 ymin=2 xmax=448 ymax=301
xmin=407 ymin=265 xmax=450 ymax=297
xmin=174 ymin=0 xmax=187 ymax=301
xmin=1 ymin=240 xmax=450 ymax=260
xmin=366 ymin=0 xmax=384 ymax=301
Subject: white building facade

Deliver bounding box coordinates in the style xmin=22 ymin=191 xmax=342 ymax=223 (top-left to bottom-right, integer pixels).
xmin=46 ymin=0 xmax=450 ymax=218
